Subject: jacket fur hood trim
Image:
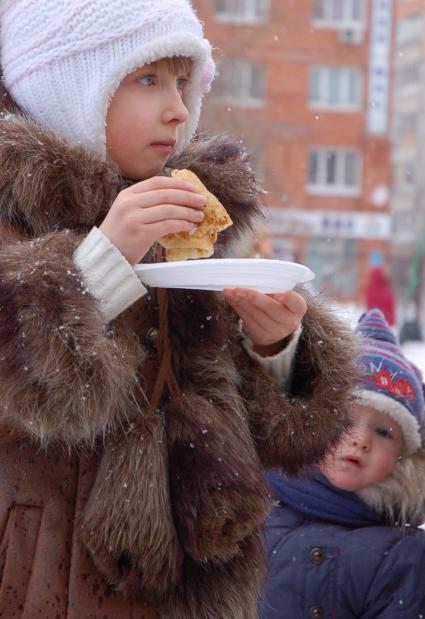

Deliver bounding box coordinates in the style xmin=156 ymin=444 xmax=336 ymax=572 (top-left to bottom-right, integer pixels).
xmin=358 ymin=435 xmax=425 ymax=526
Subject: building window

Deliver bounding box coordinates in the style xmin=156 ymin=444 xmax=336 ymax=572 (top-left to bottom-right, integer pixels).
xmin=310 ymin=65 xmax=362 ymax=110
xmin=214 ymin=60 xmax=265 ymax=107
xmin=393 ymin=113 xmax=418 ymax=139
xmin=397 ymin=14 xmax=423 ymax=47
xmin=312 ymin=0 xmax=366 ymax=29
xmin=308 ymin=148 xmax=362 ymax=196
xmin=396 ymin=62 xmax=421 ymax=90
xmin=214 ymin=0 xmax=269 ymax=23
xmin=393 ymin=161 xmax=416 ymax=192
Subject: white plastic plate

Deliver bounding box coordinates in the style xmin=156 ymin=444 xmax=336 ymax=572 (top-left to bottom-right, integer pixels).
xmin=134 ymin=259 xmax=314 ymax=293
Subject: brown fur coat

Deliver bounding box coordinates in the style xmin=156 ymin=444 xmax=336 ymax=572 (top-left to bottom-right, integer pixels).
xmin=0 ymin=86 xmax=362 ymax=618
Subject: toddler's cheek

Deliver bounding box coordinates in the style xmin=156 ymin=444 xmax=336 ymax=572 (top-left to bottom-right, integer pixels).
xmin=318 ymin=456 xmax=334 ymax=477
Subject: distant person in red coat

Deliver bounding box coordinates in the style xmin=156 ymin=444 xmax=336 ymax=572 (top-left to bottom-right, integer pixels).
xmin=365 ymin=267 xmax=395 ymax=326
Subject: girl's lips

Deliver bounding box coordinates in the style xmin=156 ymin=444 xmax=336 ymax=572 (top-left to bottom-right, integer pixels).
xmin=150 ymin=143 xmax=175 ymax=153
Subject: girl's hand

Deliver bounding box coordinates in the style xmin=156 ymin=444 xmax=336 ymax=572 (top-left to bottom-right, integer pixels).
xmin=100 ymin=176 xmax=206 ymax=264
xmin=223 ymin=288 xmax=307 ymax=355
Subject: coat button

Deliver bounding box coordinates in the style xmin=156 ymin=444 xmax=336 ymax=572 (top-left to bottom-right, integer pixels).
xmin=309 ymin=547 xmax=324 ymax=565
xmin=309 ymin=605 xmax=324 ymax=619
xmin=145 ymin=327 xmax=159 ymax=351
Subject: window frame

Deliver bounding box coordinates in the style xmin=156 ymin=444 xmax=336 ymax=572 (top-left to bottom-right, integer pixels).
xmin=393 ymin=160 xmax=416 ymax=193
xmin=393 ymin=113 xmax=419 ymax=139
xmin=312 ymin=0 xmax=367 ymax=30
xmin=214 ymin=60 xmax=266 ymax=108
xmin=396 ymin=61 xmax=422 ymax=92
xmin=309 ymin=65 xmax=363 ymax=111
xmin=307 ymin=147 xmax=363 ymax=197
xmin=214 ymin=0 xmax=270 ymax=24
xmin=396 ymin=13 xmax=423 ymax=47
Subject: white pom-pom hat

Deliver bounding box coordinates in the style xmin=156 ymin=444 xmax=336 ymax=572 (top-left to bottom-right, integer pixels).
xmin=1 ymin=0 xmax=215 ymax=157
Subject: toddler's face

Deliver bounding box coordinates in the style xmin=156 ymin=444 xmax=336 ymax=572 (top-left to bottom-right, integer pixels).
xmin=321 ymin=404 xmax=404 ymax=491
xmin=106 ymin=59 xmax=190 ymax=180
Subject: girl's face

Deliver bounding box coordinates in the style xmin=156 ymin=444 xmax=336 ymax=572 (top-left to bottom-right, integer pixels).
xmin=106 ymin=58 xmax=191 ymax=181
xmin=321 ymin=404 xmax=404 ymax=491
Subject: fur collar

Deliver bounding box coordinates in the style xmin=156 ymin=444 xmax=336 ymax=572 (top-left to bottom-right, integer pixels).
xmin=357 ymin=434 xmax=425 ymax=526
xmin=0 ymin=81 xmax=262 ymax=248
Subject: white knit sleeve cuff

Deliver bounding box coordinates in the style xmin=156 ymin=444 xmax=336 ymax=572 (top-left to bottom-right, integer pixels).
xmin=241 ymin=323 xmax=303 ymax=390
xmin=73 ymin=227 xmax=147 ymax=323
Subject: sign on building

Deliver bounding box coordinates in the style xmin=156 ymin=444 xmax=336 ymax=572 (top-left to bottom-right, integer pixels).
xmin=367 ymin=0 xmax=393 ymax=135
xmin=266 ymin=208 xmax=391 ymax=240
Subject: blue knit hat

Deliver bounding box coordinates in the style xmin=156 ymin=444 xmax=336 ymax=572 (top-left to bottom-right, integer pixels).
xmin=355 ymin=309 xmax=424 ymax=455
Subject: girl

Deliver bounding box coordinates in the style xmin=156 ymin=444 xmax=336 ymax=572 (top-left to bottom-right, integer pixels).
xmin=0 ymin=1 xmax=360 ymax=616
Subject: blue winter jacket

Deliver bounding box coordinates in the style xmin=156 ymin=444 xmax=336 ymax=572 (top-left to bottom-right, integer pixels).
xmin=259 ymin=500 xmax=425 ymax=619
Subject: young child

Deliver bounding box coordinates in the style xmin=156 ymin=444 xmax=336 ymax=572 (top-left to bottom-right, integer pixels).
xmin=261 ymin=309 xmax=425 ymax=619
xmin=0 ymin=1 xmax=361 ymax=617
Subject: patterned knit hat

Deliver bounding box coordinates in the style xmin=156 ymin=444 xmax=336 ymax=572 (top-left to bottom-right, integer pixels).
xmin=0 ymin=0 xmax=215 ymax=157
xmin=355 ymin=309 xmax=424 ymax=455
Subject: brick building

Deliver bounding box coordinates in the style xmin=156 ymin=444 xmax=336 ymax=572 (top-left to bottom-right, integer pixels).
xmin=390 ymin=0 xmax=425 ymax=328
xmin=193 ymin=0 xmax=394 ymax=304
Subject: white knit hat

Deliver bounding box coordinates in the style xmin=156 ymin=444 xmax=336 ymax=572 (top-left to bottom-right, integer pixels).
xmin=1 ymin=0 xmax=215 ymax=157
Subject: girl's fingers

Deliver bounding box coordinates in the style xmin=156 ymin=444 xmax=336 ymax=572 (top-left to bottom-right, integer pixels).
xmin=228 ymin=301 xmax=275 ymax=341
xmin=132 ymin=188 xmax=206 ymax=209
xmin=271 ymin=291 xmax=307 ymax=317
xmin=138 ymin=204 xmax=205 ymax=224
xmin=225 ymin=288 xmax=300 ymax=325
xmin=235 ymin=299 xmax=291 ymax=338
xmin=224 ymin=288 xmax=303 ymax=342
xmin=225 ymin=293 xmax=281 ymax=339
xmin=131 ymin=175 xmax=199 ymax=194
xmin=148 ymin=219 xmax=198 ymax=240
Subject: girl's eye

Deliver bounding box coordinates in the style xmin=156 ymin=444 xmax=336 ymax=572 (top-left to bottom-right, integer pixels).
xmin=376 ymin=427 xmax=392 ymax=439
xmin=138 ymin=75 xmax=155 ymax=86
xmin=176 ymin=77 xmax=189 ymax=91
